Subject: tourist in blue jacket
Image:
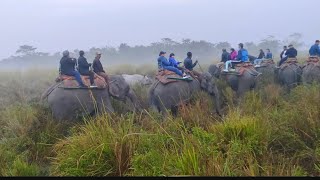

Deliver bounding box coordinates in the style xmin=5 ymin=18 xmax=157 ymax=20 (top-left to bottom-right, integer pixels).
xmin=309 ymin=40 xmax=320 ymax=56
xmin=157 ymin=51 xmax=183 ymax=76
xmin=266 ymin=49 xmax=273 ymax=59
xmin=224 ymin=43 xmax=248 ymax=72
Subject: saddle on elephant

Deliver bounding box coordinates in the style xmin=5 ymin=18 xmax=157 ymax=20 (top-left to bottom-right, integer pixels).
xmin=155 ymin=69 xmax=193 ymax=85
xmin=303 ymin=56 xmax=320 ymax=68
xmin=280 ymin=58 xmax=299 ymax=70
xmin=219 ymin=62 xmax=261 ymax=76
xmin=55 ymin=73 xmax=108 ymax=89
xmin=260 ymin=59 xmax=275 ymax=67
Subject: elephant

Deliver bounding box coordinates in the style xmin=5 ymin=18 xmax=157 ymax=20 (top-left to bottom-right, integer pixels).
xmin=276 ymin=62 xmax=303 ymax=91
xmin=122 ymin=74 xmax=154 ymax=87
xmin=41 ymin=75 xmax=140 ymax=121
xmin=208 ymin=64 xmax=260 ymax=97
xmin=302 ymin=59 xmax=320 ymax=85
xmin=255 ymin=61 xmax=277 ymax=86
xmin=148 ymin=72 xmax=221 ymax=117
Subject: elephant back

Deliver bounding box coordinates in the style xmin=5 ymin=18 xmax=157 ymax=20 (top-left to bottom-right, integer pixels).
xmin=155 ymin=69 xmax=193 ymax=85
xmin=56 ymin=74 xmax=108 ymax=89
xmin=303 ymin=56 xmax=320 ymax=69
xmin=280 ymin=58 xmax=300 ymax=71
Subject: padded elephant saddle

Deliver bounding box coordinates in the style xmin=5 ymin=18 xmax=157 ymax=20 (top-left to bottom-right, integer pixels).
xmin=280 ymin=58 xmax=299 ymax=70
xmin=260 ymin=59 xmax=275 ymax=67
xmin=220 ymin=62 xmax=260 ymax=76
xmin=55 ymin=73 xmax=108 ymax=89
xmin=155 ymin=69 xmax=193 ymax=85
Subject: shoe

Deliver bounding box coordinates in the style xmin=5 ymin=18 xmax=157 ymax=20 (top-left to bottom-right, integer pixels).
xmin=223 ymin=69 xmax=229 ymax=72
xmin=90 ymin=85 xmax=98 ymax=88
xmin=229 ymin=69 xmax=236 ymax=72
xmin=254 ymin=65 xmax=261 ymax=68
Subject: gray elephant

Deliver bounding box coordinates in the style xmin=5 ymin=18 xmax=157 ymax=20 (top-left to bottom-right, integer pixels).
xmin=148 ymin=72 xmax=221 ymax=116
xmin=276 ymin=61 xmax=302 ymax=91
xmin=41 ymin=75 xmax=140 ymax=121
xmin=302 ymin=58 xmax=320 ymax=84
xmin=208 ymin=64 xmax=260 ymax=97
xmin=255 ymin=60 xmax=277 ymax=86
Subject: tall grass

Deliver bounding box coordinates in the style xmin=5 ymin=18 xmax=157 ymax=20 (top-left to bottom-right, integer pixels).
xmin=0 ymin=68 xmax=320 ymax=176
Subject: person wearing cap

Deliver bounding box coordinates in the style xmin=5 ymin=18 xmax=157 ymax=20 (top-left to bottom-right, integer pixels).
xmin=309 ymin=40 xmax=320 ymax=57
xmin=221 ymin=49 xmax=229 ymax=63
xmin=278 ymin=44 xmax=298 ymax=66
xmin=59 ymin=50 xmax=87 ymax=87
xmin=78 ymin=50 xmax=95 ymax=87
xmin=93 ymin=52 xmax=109 ymax=84
xmin=157 ymin=51 xmax=184 ymax=77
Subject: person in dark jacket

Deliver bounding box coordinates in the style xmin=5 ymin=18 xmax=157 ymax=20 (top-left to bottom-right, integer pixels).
xmin=278 ymin=44 xmax=298 ymax=66
xmin=253 ymin=49 xmax=265 ymax=67
xmin=184 ymin=52 xmax=198 ymax=71
xmin=59 ymin=50 xmax=86 ymax=87
xmin=92 ymin=52 xmax=109 ymax=84
xmin=221 ymin=49 xmax=229 ymax=63
xmin=280 ymin=46 xmax=288 ymax=59
xmin=78 ymin=50 xmax=95 ymax=86
xmin=309 ymin=40 xmax=320 ymax=56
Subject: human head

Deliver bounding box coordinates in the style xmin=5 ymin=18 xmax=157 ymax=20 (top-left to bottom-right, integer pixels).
xmin=222 ymin=49 xmax=226 ymax=52
xmin=159 ymin=51 xmax=166 ymax=56
xmin=260 ymin=49 xmax=263 ymax=52
xmin=266 ymin=49 xmax=270 ymax=52
xmin=230 ymin=48 xmax=235 ymax=52
xmin=96 ymin=52 xmax=102 ymax=59
xmin=283 ymin=46 xmax=287 ymax=50
xmin=187 ymin=52 xmax=192 ymax=58
xmin=79 ymin=50 xmax=85 ymax=56
xmin=316 ymin=40 xmax=320 ymax=45
xmin=288 ymin=44 xmax=293 ymax=48
xmin=169 ymin=53 xmax=175 ymax=58
xmin=62 ymin=50 xmax=69 ymax=57
xmin=238 ymin=43 xmax=244 ymax=49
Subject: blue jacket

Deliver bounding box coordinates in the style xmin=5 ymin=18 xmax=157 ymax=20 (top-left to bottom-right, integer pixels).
xmin=157 ymin=56 xmax=171 ymax=69
xmin=285 ymin=47 xmax=298 ymax=58
xmin=309 ymin=44 xmax=320 ymax=56
xmin=266 ymin=52 xmax=273 ymax=59
xmin=237 ymin=49 xmax=249 ymax=62
xmin=169 ymin=57 xmax=181 ymax=68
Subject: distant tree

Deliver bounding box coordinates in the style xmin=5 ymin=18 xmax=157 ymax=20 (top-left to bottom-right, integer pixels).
xmin=15 ymin=45 xmax=37 ymax=56
xmin=216 ymin=42 xmax=231 ymax=51
xmin=258 ymin=35 xmax=281 ymax=55
xmin=283 ymin=33 xmax=304 ymax=49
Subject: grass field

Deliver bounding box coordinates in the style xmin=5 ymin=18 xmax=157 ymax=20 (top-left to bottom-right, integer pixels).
xmin=0 ymin=64 xmax=320 ymax=176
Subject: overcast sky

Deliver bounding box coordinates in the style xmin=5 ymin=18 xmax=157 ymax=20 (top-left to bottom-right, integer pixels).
xmin=0 ymin=0 xmax=319 ymax=59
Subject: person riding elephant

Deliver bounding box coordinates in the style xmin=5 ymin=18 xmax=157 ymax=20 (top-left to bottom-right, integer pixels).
xmin=221 ymin=49 xmax=229 ymax=63
xmin=223 ymin=43 xmax=249 ymax=72
xmin=184 ymin=52 xmax=201 ymax=77
xmin=59 ymin=50 xmax=87 ymax=88
xmin=92 ymin=52 xmax=109 ymax=84
xmin=168 ymin=53 xmax=185 ymax=74
xmin=309 ymin=40 xmax=320 ymax=57
xmin=77 ymin=50 xmax=95 ymax=87
xmin=278 ymin=44 xmax=297 ymax=67
xmin=158 ymin=51 xmax=188 ymax=77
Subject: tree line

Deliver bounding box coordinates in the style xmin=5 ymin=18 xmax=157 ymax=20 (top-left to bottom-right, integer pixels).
xmin=0 ymin=33 xmax=308 ymax=70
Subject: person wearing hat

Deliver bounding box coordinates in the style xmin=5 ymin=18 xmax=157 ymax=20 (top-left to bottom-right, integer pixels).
xmin=157 ymin=51 xmax=185 ymax=77
xmin=309 ymin=40 xmax=320 ymax=57
xmin=278 ymin=44 xmax=298 ymax=66
xmin=59 ymin=50 xmax=87 ymax=88
xmin=93 ymin=52 xmax=109 ymax=84
xmin=221 ymin=49 xmax=229 ymax=63
xmin=78 ymin=50 xmax=95 ymax=87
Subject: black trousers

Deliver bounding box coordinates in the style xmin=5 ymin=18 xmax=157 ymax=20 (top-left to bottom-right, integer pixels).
xmin=80 ymin=72 xmax=95 ymax=85
xmin=279 ymin=57 xmax=288 ymax=66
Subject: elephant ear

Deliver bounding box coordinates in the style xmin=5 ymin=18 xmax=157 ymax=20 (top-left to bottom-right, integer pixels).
xmin=109 ymin=75 xmax=129 ymax=100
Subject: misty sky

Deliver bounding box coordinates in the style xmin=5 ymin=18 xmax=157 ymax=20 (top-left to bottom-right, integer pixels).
xmin=1 ymin=0 xmax=319 ymax=60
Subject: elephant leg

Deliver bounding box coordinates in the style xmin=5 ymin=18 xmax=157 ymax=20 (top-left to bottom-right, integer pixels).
xmin=127 ymin=88 xmax=141 ymax=111
xmin=171 ymin=105 xmax=179 ymax=117
xmin=97 ymin=93 xmax=114 ymax=115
